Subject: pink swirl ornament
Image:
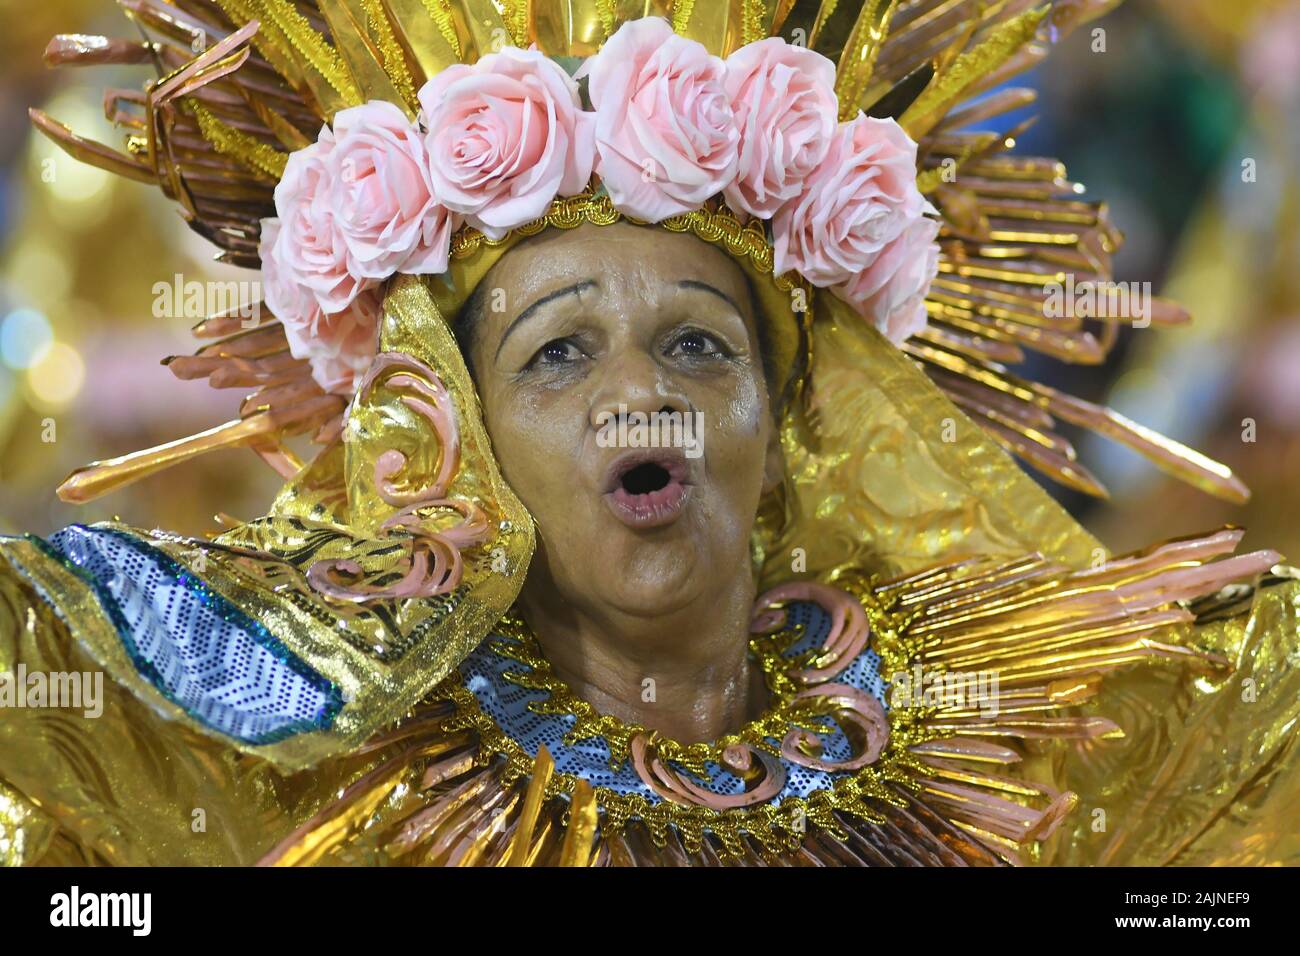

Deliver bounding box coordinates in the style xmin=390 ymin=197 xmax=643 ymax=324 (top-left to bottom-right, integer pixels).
xmin=628 ymin=583 xmax=886 ymax=808
xmin=307 ymin=352 xmax=490 ymax=603
xmin=750 ymin=581 xmax=871 ymax=684
xmin=781 ymin=683 xmax=889 ymax=772
xmin=630 ymin=734 xmax=786 ymax=810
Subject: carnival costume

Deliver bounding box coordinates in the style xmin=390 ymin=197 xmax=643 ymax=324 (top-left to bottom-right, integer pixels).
xmin=2 ymin=0 xmax=1298 ymax=866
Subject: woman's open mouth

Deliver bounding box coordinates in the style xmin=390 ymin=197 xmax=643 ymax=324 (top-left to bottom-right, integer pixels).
xmin=602 ymin=451 xmax=692 ymax=529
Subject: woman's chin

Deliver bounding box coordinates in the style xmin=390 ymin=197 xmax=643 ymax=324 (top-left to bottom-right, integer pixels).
xmin=536 ymin=491 xmax=748 ymax=617
xmin=599 ymin=581 xmax=702 ymax=619
xmin=586 ymin=542 xmax=707 ymax=616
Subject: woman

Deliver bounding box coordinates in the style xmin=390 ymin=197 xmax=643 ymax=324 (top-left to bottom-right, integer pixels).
xmin=3 ymin=2 xmax=1298 ymax=866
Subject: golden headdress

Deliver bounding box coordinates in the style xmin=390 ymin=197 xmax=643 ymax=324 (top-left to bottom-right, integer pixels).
xmin=26 ymin=0 xmax=1256 ymax=765
xmin=34 ymin=0 xmax=1247 ymax=497
xmin=9 ymin=3 xmax=1300 ymax=872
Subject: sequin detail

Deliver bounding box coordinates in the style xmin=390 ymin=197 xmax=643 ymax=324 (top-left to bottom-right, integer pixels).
xmin=457 ymin=600 xmax=887 ymax=802
xmin=37 ymin=525 xmax=343 ymax=745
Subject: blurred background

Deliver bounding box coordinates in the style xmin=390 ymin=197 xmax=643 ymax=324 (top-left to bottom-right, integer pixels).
xmin=0 ymin=0 xmax=1298 ymax=558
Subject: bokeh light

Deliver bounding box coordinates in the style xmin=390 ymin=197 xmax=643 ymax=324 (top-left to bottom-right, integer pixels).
xmin=0 ymin=307 xmax=53 ymax=369
xmin=25 ymin=340 xmax=85 ymax=407
xmin=29 ymin=92 xmax=114 ymax=227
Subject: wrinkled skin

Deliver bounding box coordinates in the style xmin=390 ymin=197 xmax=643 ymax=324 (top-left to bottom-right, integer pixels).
xmin=461 ymin=221 xmax=783 ymax=741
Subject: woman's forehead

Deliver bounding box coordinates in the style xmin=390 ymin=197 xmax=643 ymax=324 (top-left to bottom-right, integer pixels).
xmin=485 ymin=221 xmax=751 ymax=306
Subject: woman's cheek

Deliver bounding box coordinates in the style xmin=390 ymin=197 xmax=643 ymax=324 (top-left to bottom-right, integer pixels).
xmin=494 ymin=388 xmax=584 ymax=494
xmin=703 ymin=373 xmax=766 ymax=440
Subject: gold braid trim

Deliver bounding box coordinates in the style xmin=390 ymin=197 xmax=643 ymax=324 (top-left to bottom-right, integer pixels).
xmin=429 ymin=581 xmax=936 ymax=857
xmin=741 ymin=0 xmax=767 ymax=45
xmin=419 ymin=0 xmax=463 ymax=58
xmin=192 ymin=103 xmax=288 ymax=181
xmin=595 ymin=0 xmax=618 ymax=39
xmin=491 ymin=617 xmax=834 ymax=774
xmin=361 ymin=0 xmax=419 ymax=106
xmin=812 ymin=0 xmax=840 ymax=45
xmin=671 ymin=0 xmax=697 ymax=36
xmin=498 ymin=0 xmax=531 ymax=47
xmin=252 ymin=0 xmax=363 ymax=104
xmin=212 ymin=0 xmax=311 ymax=94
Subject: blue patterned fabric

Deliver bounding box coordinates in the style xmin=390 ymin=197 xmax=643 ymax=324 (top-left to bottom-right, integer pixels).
xmin=458 ymin=599 xmax=888 ymax=801
xmin=36 ymin=524 xmax=342 ymax=746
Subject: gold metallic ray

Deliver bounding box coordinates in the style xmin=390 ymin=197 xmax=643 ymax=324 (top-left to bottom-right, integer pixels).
xmin=318 ymin=0 xmax=409 ymax=109
xmin=900 ymin=5 xmax=1047 ymax=138
xmin=558 ymin=779 xmax=599 ymax=865
xmin=672 ymin=0 xmax=746 ymax=56
xmin=833 ymin=0 xmax=896 ymax=120
xmin=28 ymin=109 xmax=157 ymax=184
xmin=763 ymin=0 xmax=798 ymax=36
xmin=55 ymin=400 xmax=344 ymax=504
xmin=452 ymin=0 xmax=510 ymax=60
xmin=530 ymin=0 xmax=612 ymax=55
xmin=238 ymin=1 xmax=360 ymax=113
xmin=384 ymin=0 xmax=463 ymax=79
xmin=362 ymin=0 xmax=421 ymax=105
xmin=507 ymin=745 xmax=555 ymax=865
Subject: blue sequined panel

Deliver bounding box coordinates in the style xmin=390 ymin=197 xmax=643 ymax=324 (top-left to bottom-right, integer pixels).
xmin=39 ymin=525 xmax=342 ymax=746
xmin=459 ymin=599 xmax=888 ymax=802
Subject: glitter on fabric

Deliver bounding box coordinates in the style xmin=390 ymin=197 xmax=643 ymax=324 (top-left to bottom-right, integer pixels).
xmin=457 ymin=599 xmax=887 ymax=802
xmin=40 ymin=525 xmax=343 ymax=745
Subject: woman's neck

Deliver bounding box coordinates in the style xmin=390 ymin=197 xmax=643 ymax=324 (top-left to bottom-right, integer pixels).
xmin=518 ymin=572 xmax=768 ymax=743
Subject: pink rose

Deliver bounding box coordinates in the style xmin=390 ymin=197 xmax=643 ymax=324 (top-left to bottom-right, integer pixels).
xmin=773 ymin=114 xmax=927 ymax=287
xmin=327 ymin=100 xmax=454 ymax=279
xmin=290 ymin=285 xmax=383 ymax=396
xmin=418 ymin=47 xmax=594 ymax=240
xmin=723 ymin=38 xmax=837 ymax=219
xmin=260 ymin=219 xmax=382 ymax=395
xmin=266 ymin=132 xmax=370 ymax=315
xmin=583 ymin=17 xmax=738 ymax=221
xmin=832 ymin=214 xmax=940 ymax=343
xmin=260 ymin=217 xmax=318 ymax=334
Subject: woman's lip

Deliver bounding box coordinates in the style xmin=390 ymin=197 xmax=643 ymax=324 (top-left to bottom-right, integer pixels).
xmin=604 ymin=480 xmax=692 ymax=529
xmin=602 ymin=450 xmax=691 ymax=494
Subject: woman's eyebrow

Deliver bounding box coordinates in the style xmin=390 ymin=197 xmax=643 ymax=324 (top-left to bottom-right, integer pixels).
xmin=677 ymin=279 xmax=743 ymax=318
xmin=495 ymin=280 xmax=596 ymax=360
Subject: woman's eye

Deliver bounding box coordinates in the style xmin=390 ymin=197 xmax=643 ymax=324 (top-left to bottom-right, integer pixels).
xmin=533 ymin=338 xmax=583 ymax=365
xmin=669 ymin=330 xmax=725 ymax=357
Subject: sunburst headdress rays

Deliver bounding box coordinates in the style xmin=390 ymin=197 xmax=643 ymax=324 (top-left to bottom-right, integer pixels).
xmin=33 ymin=0 xmax=1247 ymax=524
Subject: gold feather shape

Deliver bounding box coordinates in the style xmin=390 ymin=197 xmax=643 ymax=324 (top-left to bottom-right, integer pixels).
xmin=900 ymin=5 xmax=1049 ymax=138
xmin=317 ymin=0 xmax=414 ymax=110
xmin=833 ymin=0 xmax=896 ymax=120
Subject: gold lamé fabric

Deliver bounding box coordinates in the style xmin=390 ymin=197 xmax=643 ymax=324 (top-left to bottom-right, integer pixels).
xmin=3 ymin=535 xmax=1299 ymax=865
xmin=761 ymin=301 xmax=1101 ymax=586
xmin=1044 ymin=577 xmax=1300 ymax=866
xmin=3 ymin=207 xmax=1288 ymax=866
xmin=0 ymin=544 xmax=452 ymax=866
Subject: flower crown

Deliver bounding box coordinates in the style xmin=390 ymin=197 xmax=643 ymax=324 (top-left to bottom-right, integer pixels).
xmin=260 ymin=16 xmax=940 ymax=395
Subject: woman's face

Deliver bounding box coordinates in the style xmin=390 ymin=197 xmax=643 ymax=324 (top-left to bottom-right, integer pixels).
xmin=464 ymin=221 xmax=782 ymax=619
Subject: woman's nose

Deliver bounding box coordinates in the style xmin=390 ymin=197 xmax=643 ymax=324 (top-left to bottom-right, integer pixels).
xmin=588 ymin=347 xmax=690 ymax=430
